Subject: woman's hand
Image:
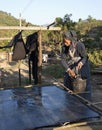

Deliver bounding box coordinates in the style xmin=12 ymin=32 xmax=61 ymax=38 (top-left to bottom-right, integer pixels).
xmin=67 ymin=69 xmax=76 ymax=78
xmin=77 ymin=62 xmax=83 ymax=69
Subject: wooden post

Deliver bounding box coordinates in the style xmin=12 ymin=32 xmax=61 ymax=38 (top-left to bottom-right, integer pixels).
xmin=18 ymin=60 xmax=21 ymax=86
xmin=28 ymin=59 xmax=31 ymax=84
xmin=38 ymin=30 xmax=42 ymax=84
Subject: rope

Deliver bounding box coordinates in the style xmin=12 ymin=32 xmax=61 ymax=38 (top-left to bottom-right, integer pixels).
xmin=21 ymin=0 xmax=34 ymax=15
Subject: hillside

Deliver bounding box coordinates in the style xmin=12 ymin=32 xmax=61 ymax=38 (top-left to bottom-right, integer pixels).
xmin=0 ymin=10 xmax=36 ymax=46
xmin=0 ymin=10 xmax=33 ymax=26
xmin=0 ymin=11 xmax=20 ymax=26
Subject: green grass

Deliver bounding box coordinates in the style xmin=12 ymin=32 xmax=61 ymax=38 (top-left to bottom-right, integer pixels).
xmin=42 ymin=63 xmax=65 ymax=79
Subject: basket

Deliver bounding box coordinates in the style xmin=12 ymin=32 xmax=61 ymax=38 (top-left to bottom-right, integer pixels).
xmin=73 ymin=76 xmax=86 ymax=93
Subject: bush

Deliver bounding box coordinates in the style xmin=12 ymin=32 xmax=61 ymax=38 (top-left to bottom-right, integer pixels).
xmin=88 ymin=49 xmax=102 ymax=66
xmin=42 ymin=63 xmax=64 ymax=79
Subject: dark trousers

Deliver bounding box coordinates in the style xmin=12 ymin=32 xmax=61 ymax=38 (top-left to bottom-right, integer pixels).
xmin=64 ymin=72 xmax=73 ymax=90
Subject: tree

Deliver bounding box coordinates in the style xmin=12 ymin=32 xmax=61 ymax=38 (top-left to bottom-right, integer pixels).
xmin=55 ymin=14 xmax=76 ymax=31
xmin=87 ymin=15 xmax=93 ymax=22
xmin=63 ymin=14 xmax=76 ymax=30
xmin=55 ymin=17 xmax=63 ymax=27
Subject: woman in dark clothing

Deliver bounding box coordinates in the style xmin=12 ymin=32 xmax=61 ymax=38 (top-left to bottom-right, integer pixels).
xmin=61 ymin=30 xmax=91 ymax=99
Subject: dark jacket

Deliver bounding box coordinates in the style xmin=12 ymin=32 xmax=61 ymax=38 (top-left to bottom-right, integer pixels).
xmin=61 ymin=41 xmax=89 ymax=79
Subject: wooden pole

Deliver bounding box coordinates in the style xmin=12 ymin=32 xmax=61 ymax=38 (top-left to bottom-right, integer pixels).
xmin=38 ymin=30 xmax=42 ymax=84
xmin=18 ymin=60 xmax=21 ymax=86
xmin=0 ymin=26 xmax=61 ymax=31
xmin=28 ymin=59 xmax=31 ymax=84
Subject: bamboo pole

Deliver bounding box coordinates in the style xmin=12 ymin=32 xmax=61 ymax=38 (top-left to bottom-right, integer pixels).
xmin=0 ymin=26 xmax=61 ymax=31
xmin=54 ymin=119 xmax=102 ymax=130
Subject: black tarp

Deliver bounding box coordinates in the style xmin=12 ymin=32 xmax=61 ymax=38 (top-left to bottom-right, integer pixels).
xmin=0 ymin=86 xmax=100 ymax=130
xmin=0 ymin=31 xmax=26 ymax=61
xmin=12 ymin=31 xmax=26 ymax=61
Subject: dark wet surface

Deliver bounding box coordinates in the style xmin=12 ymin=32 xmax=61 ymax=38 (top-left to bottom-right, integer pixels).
xmin=0 ymin=86 xmax=100 ymax=130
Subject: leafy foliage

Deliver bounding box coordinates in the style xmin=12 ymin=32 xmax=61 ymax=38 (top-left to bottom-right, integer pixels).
xmin=42 ymin=63 xmax=64 ymax=79
xmin=88 ymin=50 xmax=102 ymax=66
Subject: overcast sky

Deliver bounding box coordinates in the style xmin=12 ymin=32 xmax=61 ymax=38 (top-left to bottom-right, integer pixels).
xmin=0 ymin=0 xmax=102 ymax=25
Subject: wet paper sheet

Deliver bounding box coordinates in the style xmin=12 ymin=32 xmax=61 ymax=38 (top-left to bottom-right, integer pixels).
xmin=0 ymin=86 xmax=100 ymax=130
